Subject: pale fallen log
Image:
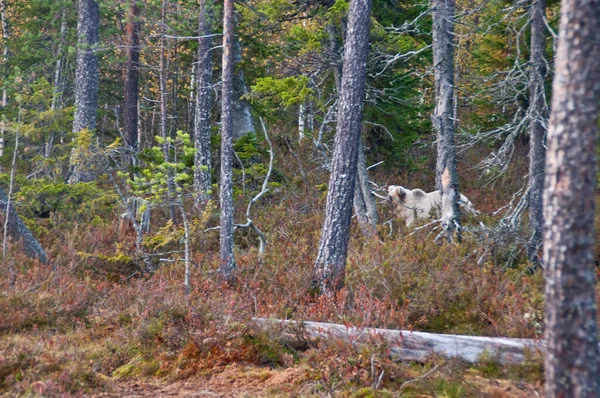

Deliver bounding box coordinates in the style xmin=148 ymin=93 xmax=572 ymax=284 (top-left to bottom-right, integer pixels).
xmin=253 ymin=318 xmax=543 ymax=365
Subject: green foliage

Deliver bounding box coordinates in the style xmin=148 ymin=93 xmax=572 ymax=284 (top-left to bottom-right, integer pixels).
xmin=248 ymin=76 xmax=315 ymax=108
xmin=16 ymin=180 xmax=113 ymax=220
xmin=121 ymin=131 xmax=195 ymax=202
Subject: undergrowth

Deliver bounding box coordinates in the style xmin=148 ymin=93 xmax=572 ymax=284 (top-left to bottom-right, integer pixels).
xmin=0 ymin=135 xmax=555 ymax=396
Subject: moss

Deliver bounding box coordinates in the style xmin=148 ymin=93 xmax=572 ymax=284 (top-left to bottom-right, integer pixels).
xmin=352 ymin=387 xmax=393 ymax=398
xmin=112 ymin=363 xmax=136 ymax=378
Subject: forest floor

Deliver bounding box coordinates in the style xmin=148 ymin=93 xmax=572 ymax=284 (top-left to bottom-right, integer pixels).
xmin=91 ymin=363 xmax=542 ymax=397
xmin=0 ymin=141 xmax=576 ymax=396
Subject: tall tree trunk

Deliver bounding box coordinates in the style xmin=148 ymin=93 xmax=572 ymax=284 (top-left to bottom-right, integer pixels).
xmin=219 ymin=0 xmax=236 ymax=283
xmin=543 ymin=0 xmax=600 ymax=394
xmin=69 ymin=0 xmax=100 ymax=184
xmin=231 ymin=37 xmax=254 ymax=140
xmin=353 ymin=139 xmax=378 ymax=236
xmin=432 ymin=0 xmax=460 ymax=242
xmin=160 ymin=0 xmax=176 ymax=224
xmin=0 ymin=0 xmax=9 ymax=161
xmin=124 ymin=0 xmax=140 ymax=154
xmin=194 ymin=0 xmax=213 ymax=205
xmin=526 ymin=0 xmax=548 ymax=268
xmin=313 ymin=0 xmax=372 ymax=293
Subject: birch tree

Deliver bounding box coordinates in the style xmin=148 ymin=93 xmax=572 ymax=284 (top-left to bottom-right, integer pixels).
xmin=543 ymin=0 xmax=600 ymax=394
xmin=526 ymin=0 xmax=548 ymax=267
xmin=313 ymin=0 xmax=372 ymax=293
xmin=219 ymin=0 xmax=236 ymax=283
xmin=432 ymin=0 xmax=460 ymax=242
xmin=69 ymin=0 xmax=100 ymax=184
xmin=194 ymin=0 xmax=213 ymax=205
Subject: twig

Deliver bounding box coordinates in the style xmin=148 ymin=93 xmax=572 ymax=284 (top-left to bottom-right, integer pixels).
xmin=399 ymin=364 xmax=442 ymax=391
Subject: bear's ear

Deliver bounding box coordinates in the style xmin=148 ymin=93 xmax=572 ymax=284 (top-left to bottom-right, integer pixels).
xmin=397 ymin=186 xmax=407 ymax=202
xmin=388 ymin=186 xmax=407 ymax=202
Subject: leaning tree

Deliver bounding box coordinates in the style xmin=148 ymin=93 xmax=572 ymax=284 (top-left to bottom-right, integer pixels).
xmin=313 ymin=0 xmax=372 ymax=293
xmin=543 ymin=0 xmax=600 ymax=394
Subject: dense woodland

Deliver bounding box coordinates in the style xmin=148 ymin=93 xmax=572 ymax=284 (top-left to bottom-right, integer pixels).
xmin=0 ymin=0 xmax=599 ymax=396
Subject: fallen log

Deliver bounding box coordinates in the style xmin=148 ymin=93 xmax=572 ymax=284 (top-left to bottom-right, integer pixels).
xmin=253 ymin=318 xmax=543 ymax=365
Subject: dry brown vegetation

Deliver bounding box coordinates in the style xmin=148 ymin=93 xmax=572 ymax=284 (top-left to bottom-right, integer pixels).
xmin=0 ymin=137 xmax=563 ymax=396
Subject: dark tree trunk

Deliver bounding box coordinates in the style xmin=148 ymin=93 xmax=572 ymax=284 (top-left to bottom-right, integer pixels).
xmin=219 ymin=0 xmax=236 ymax=283
xmin=73 ymin=0 xmax=99 ymax=133
xmin=69 ymin=0 xmax=99 ymax=184
xmin=543 ymin=0 xmax=600 ymax=395
xmin=124 ymin=0 xmax=140 ymax=153
xmin=194 ymin=0 xmax=213 ymax=205
xmin=313 ymin=0 xmax=372 ymax=293
xmin=432 ymin=0 xmax=460 ymax=242
xmin=353 ymin=139 xmax=378 ymax=237
xmin=0 ymin=187 xmax=47 ymax=263
xmin=526 ymin=0 xmax=548 ymax=268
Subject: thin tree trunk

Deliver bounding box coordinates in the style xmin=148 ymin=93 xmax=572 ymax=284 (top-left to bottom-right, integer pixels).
xmin=324 ymin=0 xmax=343 ymax=94
xmin=313 ymin=0 xmax=372 ymax=293
xmin=353 ymin=139 xmax=378 ymax=236
xmin=51 ymin=10 xmax=68 ymax=113
xmin=47 ymin=9 xmax=68 ymax=162
xmin=69 ymin=0 xmax=100 ymax=184
xmin=526 ymin=0 xmax=547 ymax=268
xmin=543 ymin=0 xmax=600 ymax=394
xmin=219 ymin=0 xmax=236 ymax=283
xmin=124 ymin=0 xmax=140 ymax=154
xmin=159 ymin=0 xmax=176 ymax=224
xmin=0 ymin=0 xmax=9 ymax=161
xmin=194 ymin=0 xmax=213 ymax=205
xmin=432 ymin=0 xmax=460 ymax=242
xmin=298 ymin=102 xmax=306 ymax=141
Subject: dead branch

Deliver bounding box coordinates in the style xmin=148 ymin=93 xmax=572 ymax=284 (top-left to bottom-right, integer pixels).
xmin=233 ymin=117 xmax=273 ymax=257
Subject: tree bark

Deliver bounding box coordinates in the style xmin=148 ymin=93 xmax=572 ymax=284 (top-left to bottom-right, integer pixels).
xmin=69 ymin=0 xmax=100 ymax=184
xmin=0 ymin=186 xmax=47 ymax=264
xmin=543 ymin=0 xmax=600 ymax=395
xmin=526 ymin=0 xmax=548 ymax=268
xmin=432 ymin=0 xmax=460 ymax=242
xmin=353 ymin=139 xmax=378 ymax=237
xmin=219 ymin=0 xmax=236 ymax=283
xmin=124 ymin=0 xmax=140 ymax=153
xmin=313 ymin=0 xmax=372 ymax=293
xmin=194 ymin=0 xmax=214 ymax=205
xmin=73 ymin=0 xmax=99 ymax=133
